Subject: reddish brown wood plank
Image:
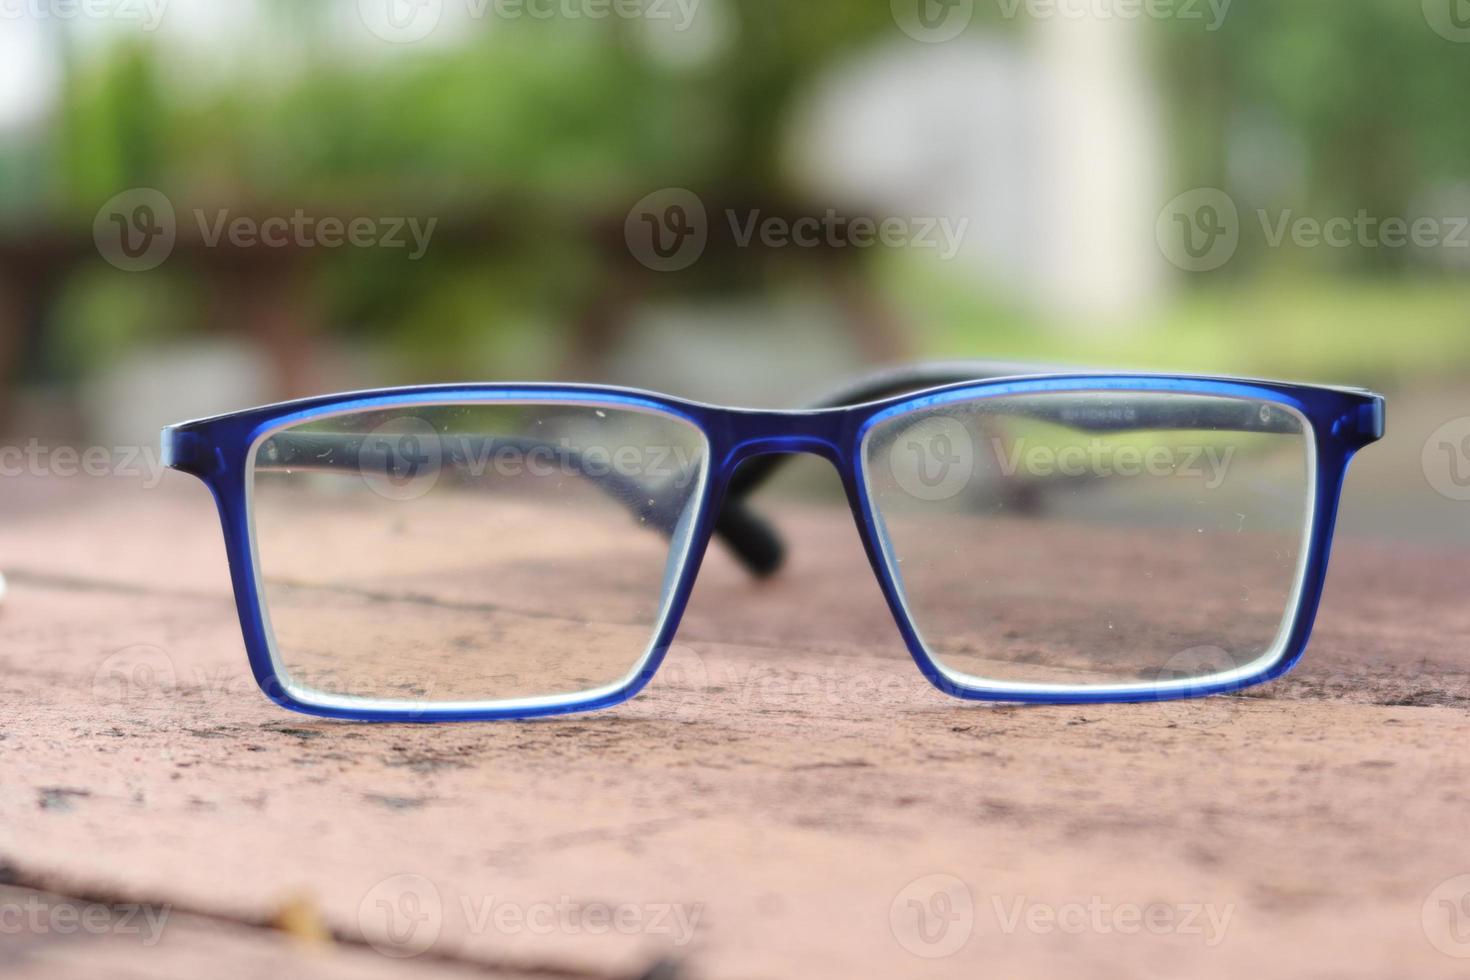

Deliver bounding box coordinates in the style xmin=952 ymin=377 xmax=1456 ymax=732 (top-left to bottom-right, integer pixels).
xmin=1 ymin=474 xmax=1469 ymax=978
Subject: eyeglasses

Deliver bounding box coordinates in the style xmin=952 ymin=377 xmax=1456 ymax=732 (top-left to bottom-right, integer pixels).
xmin=162 ymin=363 xmax=1384 ymax=721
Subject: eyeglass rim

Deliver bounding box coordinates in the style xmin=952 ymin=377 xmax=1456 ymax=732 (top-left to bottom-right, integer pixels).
xmin=162 ymin=370 xmax=1385 ymax=720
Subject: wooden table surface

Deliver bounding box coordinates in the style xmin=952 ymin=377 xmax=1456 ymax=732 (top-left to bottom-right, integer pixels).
xmin=3 ymin=470 xmax=1470 ymax=979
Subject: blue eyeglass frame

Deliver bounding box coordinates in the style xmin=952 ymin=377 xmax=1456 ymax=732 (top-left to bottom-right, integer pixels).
xmin=162 ymin=371 xmax=1384 ymax=722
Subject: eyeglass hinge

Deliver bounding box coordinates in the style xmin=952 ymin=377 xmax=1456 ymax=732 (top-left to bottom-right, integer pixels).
xmin=161 ymin=428 xmax=212 ymax=475
xmin=1335 ymin=401 xmax=1385 ymax=444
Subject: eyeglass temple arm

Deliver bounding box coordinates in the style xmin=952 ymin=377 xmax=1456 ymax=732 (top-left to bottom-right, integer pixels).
xmin=256 ymin=432 xmax=785 ymax=577
xmin=719 ymin=360 xmax=1305 ymax=572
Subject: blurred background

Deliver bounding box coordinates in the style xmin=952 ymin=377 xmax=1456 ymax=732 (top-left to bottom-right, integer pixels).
xmin=0 ymin=0 xmax=1467 ymax=539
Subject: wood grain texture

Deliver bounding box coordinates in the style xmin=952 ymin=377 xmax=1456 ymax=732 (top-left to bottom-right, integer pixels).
xmin=1 ymin=473 xmax=1468 ymax=979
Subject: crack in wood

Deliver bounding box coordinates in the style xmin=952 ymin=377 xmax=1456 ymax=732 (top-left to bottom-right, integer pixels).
xmin=0 ymin=862 xmax=684 ymax=980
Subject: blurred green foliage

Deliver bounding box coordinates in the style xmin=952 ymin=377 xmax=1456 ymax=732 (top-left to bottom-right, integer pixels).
xmin=1162 ymin=0 xmax=1470 ymax=272
xmin=8 ymin=1 xmax=1470 ymax=385
xmin=896 ymin=254 xmax=1470 ymax=389
xmin=52 ymin=6 xmax=912 ymax=209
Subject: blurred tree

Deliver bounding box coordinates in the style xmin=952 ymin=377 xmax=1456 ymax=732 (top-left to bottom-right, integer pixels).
xmin=37 ymin=3 xmax=915 ymax=380
xmin=1161 ymin=0 xmax=1470 ymax=272
xmin=15 ymin=0 xmax=1470 ymax=389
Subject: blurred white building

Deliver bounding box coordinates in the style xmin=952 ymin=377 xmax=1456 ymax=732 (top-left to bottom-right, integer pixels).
xmin=787 ymin=15 xmax=1166 ymax=325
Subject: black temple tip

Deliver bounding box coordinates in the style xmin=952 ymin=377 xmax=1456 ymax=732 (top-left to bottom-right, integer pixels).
xmin=714 ymin=500 xmax=786 ymax=577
